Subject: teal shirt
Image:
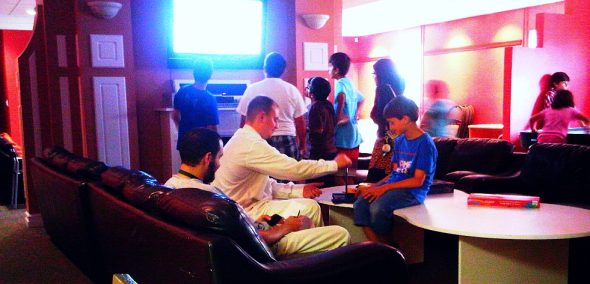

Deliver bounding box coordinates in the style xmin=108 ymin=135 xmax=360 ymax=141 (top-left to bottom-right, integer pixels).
xmin=334 ymin=78 xmax=364 ymax=148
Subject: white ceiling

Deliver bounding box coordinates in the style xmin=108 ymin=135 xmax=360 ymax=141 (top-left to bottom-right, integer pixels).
xmin=0 ymin=0 xmax=564 ymax=34
xmin=0 ymin=0 xmax=36 ymax=30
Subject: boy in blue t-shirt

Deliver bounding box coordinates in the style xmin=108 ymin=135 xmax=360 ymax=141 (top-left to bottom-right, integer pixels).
xmin=353 ymin=96 xmax=437 ymax=243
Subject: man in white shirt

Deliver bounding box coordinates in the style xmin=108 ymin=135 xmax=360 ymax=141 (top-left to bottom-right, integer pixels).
xmin=165 ymin=127 xmax=350 ymax=257
xmin=213 ymin=96 xmax=352 ymax=227
xmin=236 ymin=52 xmax=307 ymax=160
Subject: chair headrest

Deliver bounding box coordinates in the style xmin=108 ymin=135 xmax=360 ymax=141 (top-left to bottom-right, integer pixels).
xmin=101 ymin=167 xmax=157 ymax=195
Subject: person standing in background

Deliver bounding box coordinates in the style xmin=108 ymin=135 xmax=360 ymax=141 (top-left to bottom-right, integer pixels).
xmin=421 ymin=80 xmax=456 ymax=138
xmin=529 ymin=89 xmax=589 ymax=144
xmin=367 ymin=58 xmax=404 ymax=182
xmin=307 ymin=77 xmax=338 ymax=187
xmin=329 ymin=52 xmax=364 ymax=186
xmin=236 ymin=52 xmax=307 ymax=160
xmin=541 ymin=72 xmax=570 ymax=111
xmin=173 ymin=58 xmax=219 ymax=150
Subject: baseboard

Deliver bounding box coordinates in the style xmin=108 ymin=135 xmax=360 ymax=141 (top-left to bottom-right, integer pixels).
xmin=25 ymin=211 xmax=43 ymax=228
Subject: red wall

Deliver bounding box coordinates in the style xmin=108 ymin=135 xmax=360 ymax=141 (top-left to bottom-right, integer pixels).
xmin=294 ymin=0 xmax=341 ymax=99
xmin=1 ymin=30 xmax=32 ymax=146
xmin=346 ymin=2 xmax=564 ymax=127
xmin=510 ymin=0 xmax=590 ymax=146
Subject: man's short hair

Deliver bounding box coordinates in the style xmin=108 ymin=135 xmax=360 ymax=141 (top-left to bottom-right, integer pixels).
xmin=264 ymin=52 xmax=286 ymax=78
xmin=192 ymin=58 xmax=214 ymax=84
xmin=179 ymin=128 xmax=221 ymax=166
xmin=309 ymin=77 xmax=331 ymax=101
xmin=329 ymin=52 xmax=351 ymax=76
xmin=383 ymin=96 xmax=419 ymax=121
xmin=246 ymin=96 xmax=277 ymax=121
xmin=550 ymin=71 xmax=569 ymax=85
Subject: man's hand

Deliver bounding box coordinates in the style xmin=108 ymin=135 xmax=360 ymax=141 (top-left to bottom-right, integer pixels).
xmin=282 ymin=216 xmax=312 ymax=231
xmin=334 ymin=153 xmax=352 ymax=169
xmin=256 ymin=214 xmax=272 ymax=223
xmin=303 ymin=182 xmax=323 ymax=198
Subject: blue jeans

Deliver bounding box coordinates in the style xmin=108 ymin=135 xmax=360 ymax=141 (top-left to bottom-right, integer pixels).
xmin=353 ymin=189 xmax=419 ymax=235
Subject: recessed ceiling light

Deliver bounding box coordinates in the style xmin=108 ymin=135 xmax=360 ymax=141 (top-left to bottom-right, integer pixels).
xmin=26 ymin=9 xmax=36 ymax=16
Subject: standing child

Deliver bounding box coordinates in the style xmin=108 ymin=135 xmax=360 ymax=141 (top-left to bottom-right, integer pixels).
xmin=329 ymin=52 xmax=364 ymax=185
xmin=307 ymin=77 xmax=337 ymax=187
xmin=354 ymin=96 xmax=437 ymax=244
xmin=529 ymin=89 xmax=589 ymax=144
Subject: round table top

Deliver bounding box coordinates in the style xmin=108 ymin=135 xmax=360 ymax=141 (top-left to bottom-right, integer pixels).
xmin=316 ymin=186 xmax=590 ymax=240
xmin=396 ymin=190 xmax=590 ymax=240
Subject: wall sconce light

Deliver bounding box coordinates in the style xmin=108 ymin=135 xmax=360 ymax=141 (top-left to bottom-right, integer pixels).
xmin=527 ymin=29 xmax=538 ymax=48
xmin=301 ymin=14 xmax=330 ymax=30
xmin=87 ymin=1 xmax=123 ymax=19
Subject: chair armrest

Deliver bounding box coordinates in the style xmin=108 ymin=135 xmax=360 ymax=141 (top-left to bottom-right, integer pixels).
xmin=444 ymin=170 xmax=479 ymax=182
xmin=455 ymin=172 xmax=526 ymax=194
xmin=208 ymin=238 xmax=407 ymax=284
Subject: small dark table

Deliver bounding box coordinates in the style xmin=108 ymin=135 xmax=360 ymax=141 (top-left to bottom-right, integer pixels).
xmin=520 ymin=127 xmax=590 ymax=148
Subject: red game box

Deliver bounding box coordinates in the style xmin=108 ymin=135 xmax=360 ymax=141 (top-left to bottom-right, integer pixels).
xmin=467 ymin=193 xmax=540 ymax=208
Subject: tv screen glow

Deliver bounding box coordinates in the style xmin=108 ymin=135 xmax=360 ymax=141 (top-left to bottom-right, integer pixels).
xmin=169 ymin=0 xmax=266 ymax=69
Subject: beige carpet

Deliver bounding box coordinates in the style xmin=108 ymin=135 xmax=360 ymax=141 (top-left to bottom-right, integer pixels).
xmin=0 ymin=206 xmax=93 ymax=283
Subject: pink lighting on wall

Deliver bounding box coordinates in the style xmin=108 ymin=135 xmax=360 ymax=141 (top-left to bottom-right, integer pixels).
xmin=493 ymin=25 xmax=523 ymax=42
xmin=445 ymin=32 xmax=473 ymax=49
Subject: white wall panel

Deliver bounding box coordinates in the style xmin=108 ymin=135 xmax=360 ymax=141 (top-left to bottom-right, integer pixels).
xmin=93 ymin=76 xmax=130 ymax=167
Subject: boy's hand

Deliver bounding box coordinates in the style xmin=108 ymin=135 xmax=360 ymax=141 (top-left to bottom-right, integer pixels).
xmin=354 ymin=183 xmax=373 ymax=197
xmin=359 ymin=185 xmax=388 ymax=203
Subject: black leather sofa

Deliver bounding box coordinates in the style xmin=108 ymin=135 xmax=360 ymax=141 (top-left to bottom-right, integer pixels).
xmin=30 ymin=146 xmax=408 ymax=284
xmin=432 ymin=137 xmax=524 ymax=192
xmin=457 ymin=143 xmax=590 ymax=208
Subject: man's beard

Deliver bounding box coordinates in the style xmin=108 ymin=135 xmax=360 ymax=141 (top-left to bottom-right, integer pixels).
xmin=203 ymin=161 xmax=216 ymax=184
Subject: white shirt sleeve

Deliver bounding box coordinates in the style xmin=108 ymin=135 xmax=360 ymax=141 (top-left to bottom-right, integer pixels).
xmin=245 ymin=139 xmax=337 ymax=187
xmin=267 ymin=178 xmax=305 ymax=199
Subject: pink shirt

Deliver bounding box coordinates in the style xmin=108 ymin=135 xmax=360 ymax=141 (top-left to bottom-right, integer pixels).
xmin=538 ymin=107 xmax=581 ymax=141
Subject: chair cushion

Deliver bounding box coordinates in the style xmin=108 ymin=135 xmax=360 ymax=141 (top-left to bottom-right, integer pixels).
xmin=433 ymin=137 xmax=458 ymax=179
xmin=158 ymin=188 xmax=276 ymax=263
xmin=448 ymin=138 xmax=513 ymax=174
xmin=521 ymin=143 xmax=590 ymax=206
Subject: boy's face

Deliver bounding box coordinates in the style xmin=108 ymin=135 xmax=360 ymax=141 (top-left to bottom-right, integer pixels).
xmin=328 ymin=64 xmax=338 ymax=79
xmin=554 ymin=80 xmax=568 ymax=90
xmin=387 ymin=116 xmax=409 ymax=135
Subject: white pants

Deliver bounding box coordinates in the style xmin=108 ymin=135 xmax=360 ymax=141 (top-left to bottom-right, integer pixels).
xmin=273 ymin=225 xmax=350 ymax=257
xmin=247 ymin=198 xmax=324 ymax=227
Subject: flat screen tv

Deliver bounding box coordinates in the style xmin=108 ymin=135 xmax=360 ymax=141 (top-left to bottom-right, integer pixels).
xmin=168 ymin=0 xmax=266 ymax=69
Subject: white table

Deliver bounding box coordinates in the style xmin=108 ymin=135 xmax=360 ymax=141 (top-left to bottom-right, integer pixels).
xmin=315 ymin=186 xmax=425 ymax=264
xmin=317 ymin=187 xmax=590 ymax=283
xmin=394 ymin=190 xmax=590 ymax=284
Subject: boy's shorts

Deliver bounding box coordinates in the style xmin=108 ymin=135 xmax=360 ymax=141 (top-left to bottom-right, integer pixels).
xmin=335 ymin=147 xmax=359 ymax=177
